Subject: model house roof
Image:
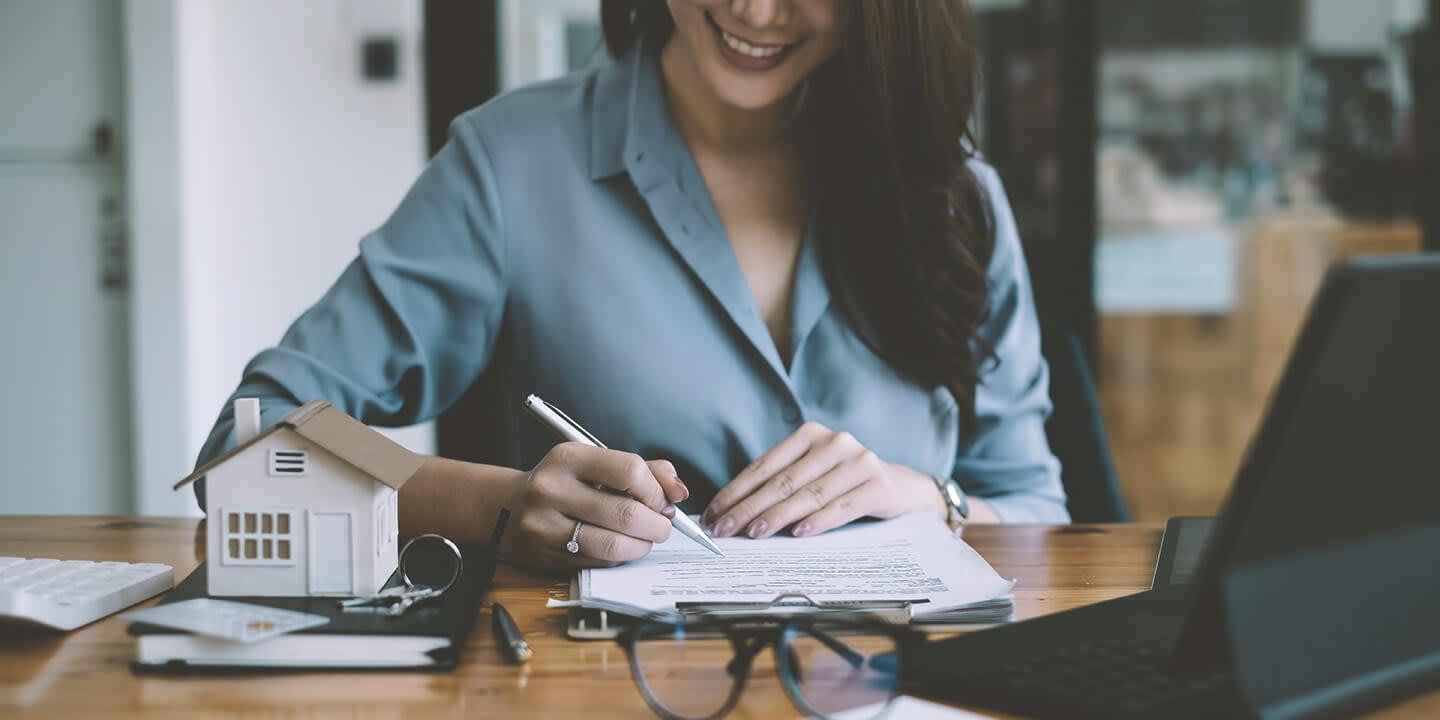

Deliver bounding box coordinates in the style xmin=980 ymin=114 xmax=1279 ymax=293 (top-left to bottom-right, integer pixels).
xmin=173 ymin=400 xmax=425 ymax=491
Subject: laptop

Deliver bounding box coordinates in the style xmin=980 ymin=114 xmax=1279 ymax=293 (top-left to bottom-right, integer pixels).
xmin=905 ymin=255 xmax=1440 ymax=719
xmin=1151 ymin=516 xmax=1215 ymax=589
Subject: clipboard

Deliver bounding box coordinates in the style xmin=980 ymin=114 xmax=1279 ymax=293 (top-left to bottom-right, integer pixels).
xmin=564 ymin=582 xmax=918 ymax=640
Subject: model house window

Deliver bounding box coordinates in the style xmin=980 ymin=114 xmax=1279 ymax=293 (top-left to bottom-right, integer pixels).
xmin=223 ymin=509 xmax=297 ymax=565
xmin=375 ymin=491 xmax=397 ymax=556
xmin=376 ymin=502 xmax=384 ymax=556
xmin=389 ymin=492 xmax=397 ymax=540
xmin=268 ymin=449 xmax=308 ymax=476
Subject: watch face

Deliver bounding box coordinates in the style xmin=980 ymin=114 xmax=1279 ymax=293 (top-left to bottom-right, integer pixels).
xmin=942 ymin=482 xmax=964 ymax=507
xmin=940 ymin=480 xmax=969 ymax=520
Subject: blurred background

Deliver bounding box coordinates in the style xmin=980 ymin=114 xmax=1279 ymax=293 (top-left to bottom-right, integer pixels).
xmin=1 ymin=0 xmax=1435 ymax=520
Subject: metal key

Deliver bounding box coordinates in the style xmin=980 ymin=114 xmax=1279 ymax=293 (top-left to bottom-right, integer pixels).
xmin=339 ymin=585 xmax=444 ymax=616
xmin=339 ymin=533 xmax=462 ymax=616
xmin=385 ymin=586 xmax=445 ymax=616
xmin=338 ymin=585 xmax=411 ymax=608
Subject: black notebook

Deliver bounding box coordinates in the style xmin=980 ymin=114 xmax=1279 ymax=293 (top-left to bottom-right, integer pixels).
xmin=129 ymin=556 xmax=487 ymax=673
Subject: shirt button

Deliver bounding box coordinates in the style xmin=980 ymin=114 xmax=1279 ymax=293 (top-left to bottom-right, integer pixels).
xmin=782 ymin=404 xmax=803 ymax=425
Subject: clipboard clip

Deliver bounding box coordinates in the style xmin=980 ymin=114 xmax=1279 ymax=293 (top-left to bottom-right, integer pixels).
xmin=674 ymin=592 xmax=920 ymax=624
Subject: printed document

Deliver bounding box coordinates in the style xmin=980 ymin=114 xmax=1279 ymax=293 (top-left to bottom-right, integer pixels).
xmin=580 ymin=513 xmax=1014 ymax=620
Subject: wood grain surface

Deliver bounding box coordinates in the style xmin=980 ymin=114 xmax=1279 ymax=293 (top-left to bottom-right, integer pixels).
xmin=1 ymin=517 xmax=1434 ymax=718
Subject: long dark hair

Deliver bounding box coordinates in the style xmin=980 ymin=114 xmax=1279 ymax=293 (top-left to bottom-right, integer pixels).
xmin=601 ymin=1 xmax=996 ymax=428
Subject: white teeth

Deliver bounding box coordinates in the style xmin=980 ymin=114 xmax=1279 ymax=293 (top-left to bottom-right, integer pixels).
xmin=720 ymin=28 xmax=785 ymax=59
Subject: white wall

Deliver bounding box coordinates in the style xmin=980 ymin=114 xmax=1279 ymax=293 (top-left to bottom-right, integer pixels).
xmin=127 ymin=0 xmax=434 ymax=516
xmin=125 ymin=0 xmax=191 ymax=516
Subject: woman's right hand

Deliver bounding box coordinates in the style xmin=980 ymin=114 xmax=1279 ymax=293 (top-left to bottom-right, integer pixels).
xmin=502 ymin=442 xmax=690 ymax=571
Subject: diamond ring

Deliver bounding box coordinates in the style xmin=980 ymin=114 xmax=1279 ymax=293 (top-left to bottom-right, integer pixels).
xmin=567 ymin=520 xmax=583 ymax=555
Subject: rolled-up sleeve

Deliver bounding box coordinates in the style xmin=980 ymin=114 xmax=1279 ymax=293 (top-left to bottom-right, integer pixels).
xmin=950 ymin=162 xmax=1069 ymax=523
xmin=193 ymin=115 xmax=507 ymax=507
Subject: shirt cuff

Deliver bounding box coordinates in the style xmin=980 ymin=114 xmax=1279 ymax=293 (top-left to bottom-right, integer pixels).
xmin=981 ymin=492 xmax=1071 ymax=524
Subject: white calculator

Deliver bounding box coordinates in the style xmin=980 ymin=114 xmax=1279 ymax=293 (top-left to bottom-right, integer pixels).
xmin=0 ymin=557 xmax=174 ymax=631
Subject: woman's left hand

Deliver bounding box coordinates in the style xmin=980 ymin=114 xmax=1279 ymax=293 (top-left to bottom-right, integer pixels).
xmin=701 ymin=422 xmax=946 ymax=539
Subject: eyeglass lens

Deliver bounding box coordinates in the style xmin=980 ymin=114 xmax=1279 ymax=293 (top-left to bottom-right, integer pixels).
xmin=781 ymin=625 xmax=900 ymax=718
xmin=632 ymin=622 xmax=743 ymax=720
xmin=630 ymin=620 xmax=900 ymax=720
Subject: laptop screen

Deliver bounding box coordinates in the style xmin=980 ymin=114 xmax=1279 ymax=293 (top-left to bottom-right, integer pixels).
xmin=1180 ymin=257 xmax=1440 ymax=712
xmin=1220 ymin=260 xmax=1440 ymax=571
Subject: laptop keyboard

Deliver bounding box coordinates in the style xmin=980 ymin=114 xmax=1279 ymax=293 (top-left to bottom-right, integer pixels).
xmin=948 ymin=640 xmax=1230 ymax=715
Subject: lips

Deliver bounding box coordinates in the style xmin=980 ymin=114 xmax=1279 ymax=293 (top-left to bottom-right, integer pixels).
xmin=706 ymin=11 xmax=795 ymax=72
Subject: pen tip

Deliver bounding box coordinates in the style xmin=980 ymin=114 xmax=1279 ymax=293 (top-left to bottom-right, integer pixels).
xmin=673 ymin=512 xmax=725 ymax=556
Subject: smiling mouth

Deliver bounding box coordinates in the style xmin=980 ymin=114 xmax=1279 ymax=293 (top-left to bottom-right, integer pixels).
xmin=706 ymin=11 xmax=795 ymax=67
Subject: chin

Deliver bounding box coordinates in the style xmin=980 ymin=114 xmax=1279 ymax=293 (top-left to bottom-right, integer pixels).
xmin=707 ymin=77 xmax=796 ymax=111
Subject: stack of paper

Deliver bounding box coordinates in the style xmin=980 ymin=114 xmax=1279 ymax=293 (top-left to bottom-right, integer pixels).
xmin=578 ymin=513 xmax=1015 ymax=624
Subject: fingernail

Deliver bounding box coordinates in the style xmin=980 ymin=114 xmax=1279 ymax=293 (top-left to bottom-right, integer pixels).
xmin=716 ymin=516 xmax=736 ymax=537
xmin=661 ymin=503 xmax=677 ymax=519
xmin=675 ymin=476 xmax=690 ymax=501
xmin=702 ymin=507 xmax=716 ymax=524
xmin=747 ymin=520 xmax=768 ymax=538
xmin=794 ymin=522 xmax=813 ymax=537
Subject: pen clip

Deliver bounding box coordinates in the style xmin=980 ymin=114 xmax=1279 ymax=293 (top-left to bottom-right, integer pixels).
xmin=542 ymin=399 xmax=608 ymax=449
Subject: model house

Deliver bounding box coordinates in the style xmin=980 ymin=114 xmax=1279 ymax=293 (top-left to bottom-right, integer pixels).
xmin=174 ymin=399 xmax=425 ymax=598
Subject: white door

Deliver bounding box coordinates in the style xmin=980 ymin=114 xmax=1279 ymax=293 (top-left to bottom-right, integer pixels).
xmin=0 ymin=0 xmax=131 ymax=513
xmin=308 ymin=512 xmax=355 ymax=595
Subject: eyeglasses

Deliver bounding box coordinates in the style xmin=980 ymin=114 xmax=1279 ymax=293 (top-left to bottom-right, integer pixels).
xmin=616 ymin=601 xmax=922 ymax=720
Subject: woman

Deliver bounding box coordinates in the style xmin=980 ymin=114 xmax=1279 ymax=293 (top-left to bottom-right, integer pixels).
xmin=194 ymin=0 xmax=1068 ymax=572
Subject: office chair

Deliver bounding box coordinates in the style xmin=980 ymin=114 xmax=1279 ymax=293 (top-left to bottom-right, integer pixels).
xmin=1041 ymin=326 xmax=1130 ymax=523
xmin=436 ymin=327 xmax=511 ymax=467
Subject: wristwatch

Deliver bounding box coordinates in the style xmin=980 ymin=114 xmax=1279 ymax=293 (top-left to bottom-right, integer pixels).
xmin=930 ymin=475 xmax=970 ymax=529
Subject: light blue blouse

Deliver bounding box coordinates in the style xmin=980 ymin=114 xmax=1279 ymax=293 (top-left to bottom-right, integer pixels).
xmin=195 ymin=40 xmax=1069 ymax=523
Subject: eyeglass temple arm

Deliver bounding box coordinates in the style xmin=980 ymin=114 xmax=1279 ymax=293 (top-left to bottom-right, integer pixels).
xmin=719 ymin=625 xmax=868 ymax=677
xmin=725 ymin=635 xmax=771 ymax=677
xmin=802 ymin=626 xmax=865 ymax=669
xmin=751 ymin=594 xmax=866 ymax=669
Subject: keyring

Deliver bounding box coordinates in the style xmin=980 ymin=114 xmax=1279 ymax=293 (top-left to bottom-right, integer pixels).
xmin=399 ymin=533 xmax=464 ymax=595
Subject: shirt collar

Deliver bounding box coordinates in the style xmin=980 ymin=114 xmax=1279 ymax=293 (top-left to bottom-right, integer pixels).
xmin=588 ymin=36 xmax=673 ymax=182
xmin=586 ymin=34 xmax=832 ymax=386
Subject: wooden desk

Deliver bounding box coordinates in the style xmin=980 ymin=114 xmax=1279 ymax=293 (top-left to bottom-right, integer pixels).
xmin=2 ymin=517 xmax=1435 ymax=718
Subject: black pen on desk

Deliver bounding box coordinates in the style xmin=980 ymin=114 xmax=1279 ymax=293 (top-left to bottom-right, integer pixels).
xmin=481 ymin=510 xmax=529 ymax=663
xmin=492 ymin=602 xmax=532 ymax=664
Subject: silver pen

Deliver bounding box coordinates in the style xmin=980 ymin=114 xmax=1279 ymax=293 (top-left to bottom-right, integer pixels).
xmin=524 ymin=394 xmax=725 ymax=557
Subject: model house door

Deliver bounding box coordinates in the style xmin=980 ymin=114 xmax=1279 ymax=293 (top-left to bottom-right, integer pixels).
xmin=308 ymin=512 xmax=354 ymax=595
